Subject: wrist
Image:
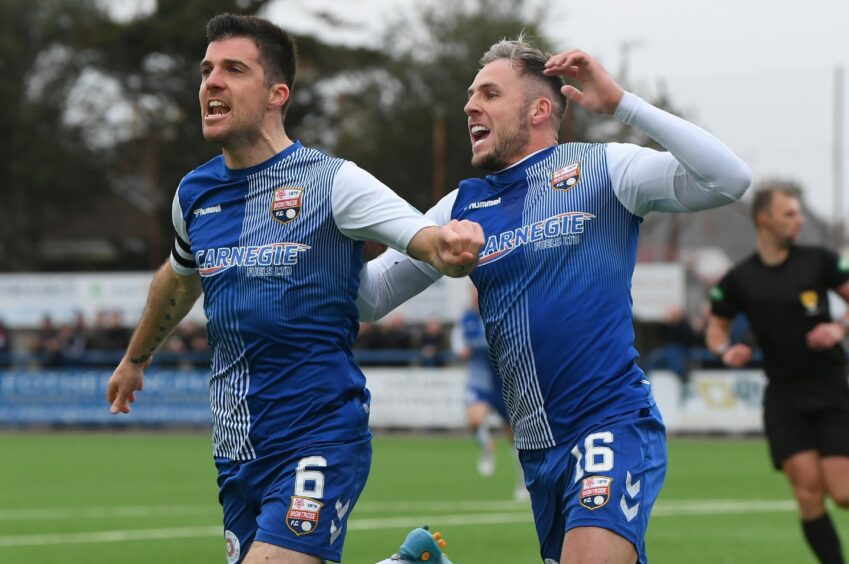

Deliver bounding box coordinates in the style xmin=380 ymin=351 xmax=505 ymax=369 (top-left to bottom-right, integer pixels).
xmin=715 ymin=342 xmax=731 ymax=357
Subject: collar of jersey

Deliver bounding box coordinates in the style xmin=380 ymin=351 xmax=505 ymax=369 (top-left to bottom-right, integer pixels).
xmin=223 ymin=140 xmax=303 ymax=178
xmin=484 ymin=145 xmax=556 ymax=189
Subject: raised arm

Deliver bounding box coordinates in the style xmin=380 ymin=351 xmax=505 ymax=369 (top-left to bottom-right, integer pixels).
xmin=107 ymin=261 xmax=202 ymax=414
xmin=545 ymin=49 xmax=751 ymax=216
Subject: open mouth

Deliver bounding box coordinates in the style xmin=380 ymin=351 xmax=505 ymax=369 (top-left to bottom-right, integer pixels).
xmin=205 ymin=99 xmax=231 ymax=118
xmin=470 ymin=124 xmax=491 ymax=147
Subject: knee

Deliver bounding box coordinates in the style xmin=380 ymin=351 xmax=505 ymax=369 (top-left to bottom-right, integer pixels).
xmin=793 ymin=482 xmax=826 ymax=512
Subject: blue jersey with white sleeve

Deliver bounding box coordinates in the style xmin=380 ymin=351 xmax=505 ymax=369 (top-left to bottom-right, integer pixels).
xmin=171 ymin=141 xmax=433 ymax=461
xmin=358 ymin=92 xmax=751 ymax=452
xmin=453 ymin=143 xmax=648 ymax=450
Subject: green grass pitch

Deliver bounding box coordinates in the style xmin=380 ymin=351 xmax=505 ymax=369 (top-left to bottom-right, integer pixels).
xmin=0 ymin=432 xmax=846 ymax=563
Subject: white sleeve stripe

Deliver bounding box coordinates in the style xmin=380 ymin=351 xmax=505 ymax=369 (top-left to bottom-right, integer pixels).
xmin=171 ymin=239 xmax=196 ymax=268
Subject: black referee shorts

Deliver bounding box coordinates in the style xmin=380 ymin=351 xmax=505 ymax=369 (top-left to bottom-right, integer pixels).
xmin=763 ymin=380 xmax=849 ymax=469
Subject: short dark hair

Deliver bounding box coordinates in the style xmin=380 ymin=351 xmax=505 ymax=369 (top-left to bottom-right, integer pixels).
xmin=750 ymin=181 xmax=802 ymax=223
xmin=206 ymin=13 xmax=297 ymax=119
xmin=479 ymin=35 xmax=567 ymax=130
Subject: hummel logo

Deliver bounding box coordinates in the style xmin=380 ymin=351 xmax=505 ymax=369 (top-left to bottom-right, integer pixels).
xmin=193 ymin=204 xmax=222 ymax=217
xmin=621 ymin=471 xmax=641 ymax=522
xmin=620 ymin=496 xmax=640 ymax=522
xmin=468 ymin=197 xmax=501 ymax=210
xmin=330 ymin=499 xmax=351 ymax=544
xmin=625 ymin=471 xmax=641 ymax=497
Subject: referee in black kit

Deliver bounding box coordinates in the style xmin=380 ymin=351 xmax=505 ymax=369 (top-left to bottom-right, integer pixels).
xmin=706 ymin=183 xmax=849 ymax=564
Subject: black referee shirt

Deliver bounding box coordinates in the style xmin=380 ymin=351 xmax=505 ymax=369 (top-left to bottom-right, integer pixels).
xmin=710 ymin=245 xmax=849 ymax=384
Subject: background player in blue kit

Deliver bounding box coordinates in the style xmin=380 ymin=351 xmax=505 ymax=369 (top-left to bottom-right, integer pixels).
xmin=707 ymin=185 xmax=849 ymax=564
xmin=106 ymin=14 xmax=482 ymax=564
xmin=452 ymin=287 xmax=527 ymax=500
xmin=358 ymin=38 xmax=751 ymax=563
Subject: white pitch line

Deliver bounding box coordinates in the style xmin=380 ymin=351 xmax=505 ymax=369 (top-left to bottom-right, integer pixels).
xmin=0 ymin=505 xmax=216 ymax=521
xmin=0 ymin=501 xmax=527 ymax=521
xmin=653 ymin=499 xmax=797 ymax=515
xmin=0 ymin=526 xmax=223 ymax=548
xmin=0 ymin=499 xmax=802 ymax=548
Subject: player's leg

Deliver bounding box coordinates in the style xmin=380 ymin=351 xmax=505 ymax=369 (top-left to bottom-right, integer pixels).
xmin=768 ymin=389 xmax=843 ymax=564
xmin=561 ymin=527 xmax=636 ymax=564
xmin=822 ymin=456 xmax=849 ymax=508
xmin=808 ymin=406 xmax=849 ymax=563
xmin=217 ymin=459 xmax=261 ymax=564
xmin=785 ymin=452 xmax=845 ymax=564
xmin=783 ymin=451 xmax=827 ymax=518
xmin=818 ymin=403 xmax=849 ymax=508
xmin=524 ymin=406 xmax=666 ymax=564
xmin=244 ymin=542 xmax=321 ymax=563
xmin=246 ymin=436 xmax=372 ymax=563
xmin=466 ymin=388 xmax=495 ymax=476
xmin=498 ymin=415 xmax=528 ymax=501
xmin=560 ymin=407 xmax=666 ymax=564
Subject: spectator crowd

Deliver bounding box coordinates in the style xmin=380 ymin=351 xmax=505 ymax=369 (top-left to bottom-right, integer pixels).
xmin=0 ymin=308 xmax=757 ymax=375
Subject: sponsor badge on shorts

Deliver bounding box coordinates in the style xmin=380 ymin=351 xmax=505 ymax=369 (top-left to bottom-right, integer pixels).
xmin=287 ymin=496 xmax=322 ymax=536
xmin=579 ymin=476 xmax=612 ymax=510
xmin=551 ymin=163 xmax=581 ymax=191
xmin=224 ymin=530 xmax=240 ymax=564
xmin=271 ymin=187 xmax=304 ymax=224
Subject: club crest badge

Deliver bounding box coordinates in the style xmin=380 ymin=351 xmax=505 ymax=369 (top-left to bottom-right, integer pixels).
xmin=551 ymin=163 xmax=581 ymax=191
xmin=579 ymin=476 xmax=613 ymax=510
xmin=224 ymin=530 xmax=240 ymax=564
xmin=800 ymin=290 xmax=819 ymax=315
xmin=271 ymin=187 xmax=304 ymax=224
xmin=287 ymin=496 xmax=322 ymax=536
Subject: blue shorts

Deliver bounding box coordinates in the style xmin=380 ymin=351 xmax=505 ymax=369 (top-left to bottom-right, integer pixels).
xmin=465 ymin=385 xmax=509 ymax=421
xmin=519 ymin=406 xmax=667 ymax=563
xmin=215 ymin=436 xmax=372 ymax=563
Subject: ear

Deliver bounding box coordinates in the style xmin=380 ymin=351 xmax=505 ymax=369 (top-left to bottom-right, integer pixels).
xmin=268 ymin=83 xmax=290 ymax=111
xmin=530 ymin=97 xmax=553 ymax=126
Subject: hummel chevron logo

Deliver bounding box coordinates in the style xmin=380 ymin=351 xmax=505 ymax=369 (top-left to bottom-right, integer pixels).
xmin=330 ymin=521 xmax=342 ymax=545
xmin=330 ymin=499 xmax=351 ymax=545
xmin=625 ymin=471 xmax=640 ymax=498
xmin=620 ymin=496 xmax=639 ymax=522
xmin=335 ymin=499 xmax=351 ymax=520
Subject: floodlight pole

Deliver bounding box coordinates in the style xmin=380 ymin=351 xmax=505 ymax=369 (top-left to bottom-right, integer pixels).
xmin=432 ymin=108 xmax=446 ymax=205
xmin=833 ymin=65 xmax=845 ymax=247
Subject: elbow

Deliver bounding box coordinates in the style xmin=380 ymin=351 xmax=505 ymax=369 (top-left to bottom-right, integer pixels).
xmin=723 ymin=160 xmax=752 ymax=202
xmin=357 ymin=298 xmax=380 ymax=323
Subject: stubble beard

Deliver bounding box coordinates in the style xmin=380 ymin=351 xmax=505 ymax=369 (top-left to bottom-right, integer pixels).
xmin=472 ymin=117 xmax=530 ymax=173
xmin=202 ymin=106 xmax=265 ymax=151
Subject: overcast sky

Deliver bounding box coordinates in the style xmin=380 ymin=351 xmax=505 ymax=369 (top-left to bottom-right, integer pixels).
xmin=111 ymin=0 xmax=849 ymax=223
xmin=262 ymin=0 xmax=849 ymax=225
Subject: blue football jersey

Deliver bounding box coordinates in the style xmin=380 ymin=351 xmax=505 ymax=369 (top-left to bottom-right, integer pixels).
xmin=173 ymin=143 xmax=371 ymax=460
xmin=451 ymin=144 xmax=653 ymax=450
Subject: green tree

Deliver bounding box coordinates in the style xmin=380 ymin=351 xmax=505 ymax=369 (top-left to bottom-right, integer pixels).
xmin=331 ymin=0 xmax=555 ymax=210
xmin=0 ymin=0 xmax=114 ymax=271
xmin=0 ymin=0 xmax=386 ymax=270
xmin=328 ymin=0 xmax=686 ymax=210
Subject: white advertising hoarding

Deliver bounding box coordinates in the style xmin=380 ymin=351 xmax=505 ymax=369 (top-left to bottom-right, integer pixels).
xmin=0 ymin=262 xmax=682 ymax=327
